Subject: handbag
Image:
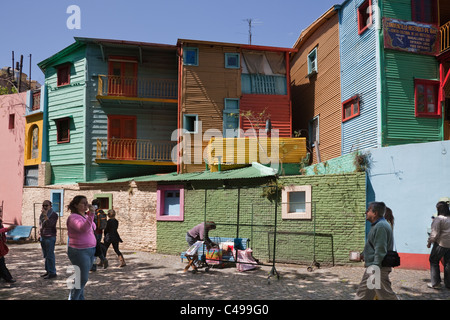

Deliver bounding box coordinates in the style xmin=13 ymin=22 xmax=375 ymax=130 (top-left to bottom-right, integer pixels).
xmin=382 ymin=250 xmax=400 ymax=267
xmin=0 ymin=240 xmax=9 ymax=257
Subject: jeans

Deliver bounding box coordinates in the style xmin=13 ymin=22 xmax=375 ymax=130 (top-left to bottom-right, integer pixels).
xmin=429 ymin=243 xmax=450 ymax=288
xmin=67 ymin=246 xmax=95 ymax=300
xmin=40 ymin=236 xmax=56 ymax=275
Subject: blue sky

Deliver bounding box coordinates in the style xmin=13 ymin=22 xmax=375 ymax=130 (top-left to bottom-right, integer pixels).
xmin=1 ymin=0 xmax=339 ymax=85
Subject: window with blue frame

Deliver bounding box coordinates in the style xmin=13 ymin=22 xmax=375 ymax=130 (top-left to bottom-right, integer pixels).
xmin=183 ymin=114 xmax=198 ymax=133
xmin=50 ymin=189 xmax=64 ymax=217
xmin=225 ymin=53 xmax=240 ymax=69
xmin=307 ymin=47 xmax=318 ymax=75
xmin=223 ymin=98 xmax=240 ymax=137
xmin=183 ymin=47 xmax=198 ymax=66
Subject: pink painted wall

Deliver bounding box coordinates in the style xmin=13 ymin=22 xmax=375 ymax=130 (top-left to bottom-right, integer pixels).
xmin=0 ymin=92 xmax=26 ymax=226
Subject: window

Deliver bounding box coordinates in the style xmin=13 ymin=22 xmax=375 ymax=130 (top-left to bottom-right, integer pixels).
xmin=156 ymin=185 xmax=184 ymax=221
xmin=183 ymin=114 xmax=198 ymax=133
xmin=282 ymin=185 xmax=312 ymax=220
xmin=50 ymin=189 xmax=64 ymax=217
xmin=307 ymin=47 xmax=318 ymax=75
xmin=94 ymin=193 xmax=113 ymax=211
xmin=342 ymin=95 xmax=360 ymax=122
xmin=107 ymin=115 xmax=137 ymax=160
xmin=55 ymin=117 xmax=70 ymax=143
xmin=30 ymin=125 xmax=39 ymax=159
xmin=57 ymin=64 xmax=71 ymax=87
xmin=108 ymin=56 xmax=138 ymax=97
xmin=412 ymin=0 xmax=437 ymax=25
xmin=309 ymin=116 xmax=319 ymax=148
xmin=8 ymin=114 xmax=15 ymax=129
xmin=358 ymin=0 xmax=373 ymax=35
xmin=183 ymin=47 xmax=199 ymax=66
xmin=223 ymin=98 xmax=240 ymax=137
xmin=414 ymin=79 xmax=440 ymax=117
xmin=225 ymin=53 xmax=240 ymax=69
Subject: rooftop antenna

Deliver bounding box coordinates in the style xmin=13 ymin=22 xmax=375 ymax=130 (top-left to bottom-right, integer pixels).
xmin=245 ymin=18 xmax=253 ymax=45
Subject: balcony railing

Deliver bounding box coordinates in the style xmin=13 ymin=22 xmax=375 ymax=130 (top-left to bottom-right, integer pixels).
xmin=97 ymin=75 xmax=177 ymax=100
xmin=96 ymin=138 xmax=177 ymax=163
xmin=206 ymin=137 xmax=307 ymax=171
xmin=441 ymin=21 xmax=450 ymax=53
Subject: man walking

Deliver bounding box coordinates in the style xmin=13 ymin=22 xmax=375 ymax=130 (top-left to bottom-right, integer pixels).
xmin=39 ymin=200 xmax=58 ymax=279
xmin=355 ymin=201 xmax=398 ymax=300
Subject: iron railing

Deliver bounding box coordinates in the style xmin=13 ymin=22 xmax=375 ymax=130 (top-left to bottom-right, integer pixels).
xmin=97 ymin=75 xmax=177 ymax=100
xmin=96 ymin=138 xmax=177 ymax=162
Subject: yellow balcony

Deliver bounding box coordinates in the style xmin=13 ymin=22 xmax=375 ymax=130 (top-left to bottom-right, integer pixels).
xmin=96 ymin=75 xmax=177 ymax=104
xmin=441 ymin=21 xmax=450 ymax=53
xmin=206 ymin=137 xmax=307 ymax=172
xmin=95 ymin=138 xmax=177 ymax=166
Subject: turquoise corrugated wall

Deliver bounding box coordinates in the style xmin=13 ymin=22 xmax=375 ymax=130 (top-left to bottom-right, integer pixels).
xmin=45 ymin=45 xmax=87 ymax=184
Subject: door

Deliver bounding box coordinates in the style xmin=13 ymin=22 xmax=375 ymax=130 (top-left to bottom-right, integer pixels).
xmin=107 ymin=115 xmax=137 ymax=160
xmin=108 ymin=57 xmax=138 ymax=97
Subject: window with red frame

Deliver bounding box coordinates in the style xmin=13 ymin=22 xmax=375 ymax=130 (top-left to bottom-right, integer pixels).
xmin=411 ymin=0 xmax=437 ymax=25
xmin=415 ymin=79 xmax=440 ymax=117
xmin=358 ymin=0 xmax=372 ymax=35
xmin=55 ymin=118 xmax=70 ymax=143
xmin=342 ymin=95 xmax=360 ymax=122
xmin=57 ymin=64 xmax=71 ymax=87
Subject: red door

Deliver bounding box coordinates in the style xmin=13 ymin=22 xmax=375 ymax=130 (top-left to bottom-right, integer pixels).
xmin=108 ymin=57 xmax=138 ymax=97
xmin=107 ymin=115 xmax=137 ymax=160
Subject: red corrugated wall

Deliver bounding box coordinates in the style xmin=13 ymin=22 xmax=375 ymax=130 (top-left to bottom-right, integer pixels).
xmin=240 ymin=94 xmax=291 ymax=137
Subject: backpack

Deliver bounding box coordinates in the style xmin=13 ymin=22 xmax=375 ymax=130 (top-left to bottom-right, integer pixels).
xmin=95 ymin=210 xmax=108 ymax=230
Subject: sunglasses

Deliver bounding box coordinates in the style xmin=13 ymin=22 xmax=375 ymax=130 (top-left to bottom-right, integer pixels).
xmin=42 ymin=205 xmax=49 ymax=208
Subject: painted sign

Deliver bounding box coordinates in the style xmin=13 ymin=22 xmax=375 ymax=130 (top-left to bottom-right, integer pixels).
xmin=383 ymin=18 xmax=439 ymax=55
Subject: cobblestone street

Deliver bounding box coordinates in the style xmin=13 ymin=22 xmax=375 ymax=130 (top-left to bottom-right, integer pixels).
xmin=1 ymin=242 xmax=449 ymax=302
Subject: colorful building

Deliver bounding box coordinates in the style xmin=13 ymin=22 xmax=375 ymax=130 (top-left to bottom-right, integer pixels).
xmin=290 ymin=6 xmax=342 ymax=164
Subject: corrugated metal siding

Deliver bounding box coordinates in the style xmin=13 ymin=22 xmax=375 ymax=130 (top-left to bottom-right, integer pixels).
xmin=339 ymin=0 xmax=379 ymax=154
xmin=240 ymin=94 xmax=291 ymax=137
xmin=290 ymin=11 xmax=341 ymax=163
xmin=383 ymin=47 xmax=441 ymax=145
xmin=85 ymin=44 xmax=178 ymax=181
xmin=181 ymin=43 xmax=241 ymax=173
xmin=381 ymin=1 xmax=441 ymax=145
xmin=45 ymin=45 xmax=87 ymax=183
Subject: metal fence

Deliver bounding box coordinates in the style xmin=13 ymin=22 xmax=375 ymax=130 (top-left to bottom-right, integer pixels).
xmin=201 ymin=185 xmax=334 ymax=280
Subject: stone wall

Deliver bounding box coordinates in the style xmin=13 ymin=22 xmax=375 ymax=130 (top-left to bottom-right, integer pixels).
xmin=21 ymin=180 xmax=158 ymax=252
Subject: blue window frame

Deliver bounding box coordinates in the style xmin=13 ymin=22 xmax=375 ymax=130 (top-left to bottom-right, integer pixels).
xmin=183 ymin=47 xmax=198 ymax=66
xmin=50 ymin=189 xmax=64 ymax=217
xmin=307 ymin=47 xmax=317 ymax=75
xmin=223 ymin=98 xmax=240 ymax=137
xmin=183 ymin=114 xmax=198 ymax=133
xmin=225 ymin=53 xmax=240 ymax=69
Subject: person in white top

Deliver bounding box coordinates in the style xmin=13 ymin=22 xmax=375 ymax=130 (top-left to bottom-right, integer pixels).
xmin=427 ymin=201 xmax=450 ymax=289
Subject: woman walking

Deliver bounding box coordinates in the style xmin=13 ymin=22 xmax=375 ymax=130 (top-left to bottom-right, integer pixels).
xmin=66 ymin=195 xmax=96 ymax=300
xmin=104 ymin=209 xmax=125 ymax=267
xmin=427 ymin=201 xmax=450 ymax=289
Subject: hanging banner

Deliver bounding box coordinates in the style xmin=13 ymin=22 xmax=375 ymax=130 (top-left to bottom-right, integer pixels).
xmin=383 ymin=18 xmax=439 ymax=55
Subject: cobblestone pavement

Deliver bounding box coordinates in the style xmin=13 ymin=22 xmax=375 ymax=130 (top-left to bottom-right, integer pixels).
xmin=1 ymin=242 xmax=449 ymax=301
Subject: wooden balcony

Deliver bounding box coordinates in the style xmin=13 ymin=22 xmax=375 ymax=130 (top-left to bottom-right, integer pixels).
xmin=96 ymin=138 xmax=177 ymax=165
xmin=206 ymin=137 xmax=307 ymax=172
xmin=441 ymin=21 xmax=450 ymax=53
xmin=96 ymin=75 xmax=178 ymax=104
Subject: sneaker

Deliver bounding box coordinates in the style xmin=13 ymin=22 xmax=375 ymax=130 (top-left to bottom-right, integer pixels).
xmin=427 ymin=283 xmax=441 ymax=289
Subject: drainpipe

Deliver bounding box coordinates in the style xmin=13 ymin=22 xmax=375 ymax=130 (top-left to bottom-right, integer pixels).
xmin=177 ymin=44 xmax=183 ymax=174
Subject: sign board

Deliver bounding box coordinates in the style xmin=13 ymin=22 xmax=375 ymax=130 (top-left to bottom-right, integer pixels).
xmin=383 ymin=18 xmax=439 ymax=55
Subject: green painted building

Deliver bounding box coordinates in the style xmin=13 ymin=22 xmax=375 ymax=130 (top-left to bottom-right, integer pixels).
xmin=37 ymin=37 xmax=178 ymax=185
